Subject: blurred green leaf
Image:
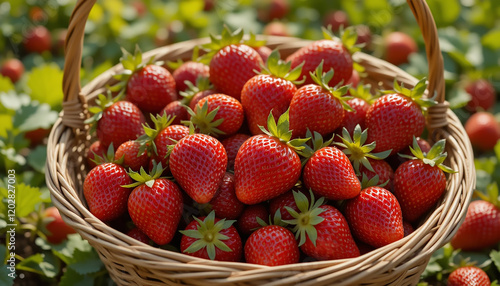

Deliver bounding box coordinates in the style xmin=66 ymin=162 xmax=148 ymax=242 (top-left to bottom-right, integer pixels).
xmin=25 ymin=64 xmax=64 ymax=109
xmin=59 ymin=268 xmax=94 ymax=286
xmin=0 ymin=91 xmax=31 ymax=111
xmin=14 ymin=184 xmax=42 ymax=218
xmin=51 ymin=234 xmax=93 ymax=265
xmin=492 ymin=250 xmax=500 ymax=272
xmin=482 ymin=29 xmax=500 ymax=50
xmin=0 ymin=76 xmax=14 ymax=93
xmin=67 ymin=248 xmax=104 ymax=275
xmin=0 ymin=114 xmax=13 ymax=138
xmin=16 ymin=252 xmax=60 ymax=278
xmin=426 ymin=0 xmax=461 ymax=27
xmin=447 ymin=86 xmax=471 ymax=109
xmin=0 ymin=265 xmax=14 ymax=286
xmin=12 ymin=102 xmax=58 ymax=132
xmin=27 ymin=145 xmax=47 ymax=173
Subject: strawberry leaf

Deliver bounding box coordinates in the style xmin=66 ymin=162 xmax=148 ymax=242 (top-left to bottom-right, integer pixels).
xmin=26 ymin=63 xmax=64 ymax=109
xmin=12 ymin=101 xmax=58 ymax=132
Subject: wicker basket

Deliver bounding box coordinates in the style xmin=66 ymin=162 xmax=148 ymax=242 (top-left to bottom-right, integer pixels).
xmin=46 ymin=0 xmax=475 ymax=285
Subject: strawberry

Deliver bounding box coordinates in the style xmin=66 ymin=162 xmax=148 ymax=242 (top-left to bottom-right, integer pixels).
xmin=256 ymin=0 xmax=290 ymax=22
xmin=221 ymin=133 xmax=250 ymax=171
xmin=115 ymin=140 xmax=149 ymax=172
xmin=334 ymin=125 xmax=393 ymax=190
xmin=344 ymin=186 xmax=404 ymax=248
xmin=237 ymin=203 xmax=269 ymax=236
xmin=464 ymin=79 xmax=496 ymax=112
xmin=285 ymin=191 xmax=360 ymax=260
xmin=209 ymin=173 xmax=244 ymax=220
xmin=169 ymin=132 xmax=227 ymax=204
xmin=241 ymin=49 xmax=303 ymax=135
xmin=383 ymin=31 xmax=418 ymax=66
xmin=203 ymin=27 xmax=263 ymax=100
xmin=244 ymin=225 xmax=299 ymax=266
xmin=161 ymin=100 xmax=189 ymax=125
xmin=387 ymin=136 xmax=432 ymax=170
xmin=0 ymin=58 xmax=24 ymax=83
xmin=365 ymin=78 xmax=436 ymax=155
xmin=126 ymin=164 xmax=184 ymax=245
xmin=234 ymin=110 xmax=308 ymax=204
xmin=393 ymin=138 xmax=455 ymax=222
xmin=83 ymin=162 xmax=133 ymax=222
xmin=85 ymin=92 xmax=146 ymax=148
xmin=302 ymin=131 xmax=361 ymax=201
xmin=447 ymin=266 xmax=491 ymax=286
xmin=288 ymin=62 xmax=352 ymax=138
xmin=42 ymin=206 xmax=76 ymax=244
xmin=450 ymin=198 xmax=500 ymax=251
xmin=23 ymin=25 xmax=52 ymax=54
xmin=86 ymin=140 xmax=107 ymax=169
xmin=253 ymin=45 xmax=273 ymax=62
xmin=465 ymin=111 xmax=500 ymax=152
xmin=172 ymin=61 xmax=210 ymax=92
xmin=137 ymin=114 xmax=189 ymax=167
xmin=112 ymin=47 xmax=177 ymax=114
xmin=403 ymin=221 xmax=415 ymax=237
xmin=190 ymin=93 xmax=245 ymax=137
xmin=262 ymin=22 xmax=290 ymax=37
xmin=336 ymin=84 xmax=376 ymax=135
xmin=180 ymin=211 xmax=242 ymax=262
xmin=323 ymin=10 xmax=349 ymax=32
xmin=126 ymin=227 xmax=150 ymax=244
xmin=286 ymin=27 xmax=358 ymax=87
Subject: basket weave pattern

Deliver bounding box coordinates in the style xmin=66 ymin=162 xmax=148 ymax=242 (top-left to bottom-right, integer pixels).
xmin=46 ymin=0 xmax=475 ymax=285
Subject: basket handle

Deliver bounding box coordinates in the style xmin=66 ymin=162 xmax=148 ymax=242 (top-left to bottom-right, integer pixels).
xmin=61 ymin=0 xmax=447 ymax=130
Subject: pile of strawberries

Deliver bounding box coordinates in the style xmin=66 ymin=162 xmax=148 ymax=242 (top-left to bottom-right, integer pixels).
xmin=82 ymin=27 xmax=455 ymax=266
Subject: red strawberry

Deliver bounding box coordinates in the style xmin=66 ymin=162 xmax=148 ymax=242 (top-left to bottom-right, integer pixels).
xmin=257 ymin=0 xmax=290 ymax=22
xmin=169 ymin=133 xmax=227 ymax=204
xmin=115 ymin=140 xmax=149 ymax=171
xmin=269 ymin=187 xmax=307 ymax=221
xmin=209 ymin=173 xmax=244 ymax=220
xmin=161 ymin=100 xmax=189 ymax=125
xmin=323 ymin=10 xmax=349 ymax=32
xmin=191 ymin=93 xmax=245 ymax=137
xmin=465 ymin=111 xmax=500 ymax=152
xmin=83 ymin=162 xmax=133 ymax=222
xmin=244 ymin=225 xmax=299 ymax=266
xmin=344 ymin=186 xmax=404 ymax=248
xmin=383 ymin=31 xmax=418 ymax=66
xmin=285 ymin=191 xmax=360 ymax=260
xmin=403 ymin=221 xmax=415 ymax=237
xmin=302 ymin=131 xmax=361 ymax=201
xmin=23 ymin=25 xmax=52 ymax=54
xmin=464 ymin=79 xmax=496 ymax=112
xmin=393 ymin=138 xmax=455 ymax=222
xmin=253 ymin=45 xmax=273 ymax=62
xmin=180 ymin=212 xmax=242 ymax=262
xmin=204 ymin=27 xmax=263 ymax=100
xmin=358 ymin=158 xmax=394 ymax=191
xmin=286 ymin=27 xmax=357 ymax=87
xmin=190 ymin=90 xmax=218 ymax=110
xmin=42 ymin=206 xmax=76 ymax=244
xmin=86 ymin=92 xmax=146 ymax=148
xmin=1 ymin=58 xmax=24 ymax=83
xmin=237 ymin=204 xmax=269 ymax=236
xmin=126 ymin=165 xmax=184 ymax=245
xmin=221 ymin=133 xmax=250 ymax=171
xmin=336 ymin=84 xmax=375 ymax=134
xmin=447 ymin=266 xmax=491 ymax=286
xmin=289 ymin=62 xmax=352 ymax=138
xmin=172 ymin=61 xmax=210 ymax=92
xmin=365 ymin=78 xmax=435 ymax=155
xmin=87 ymin=140 xmax=107 ymax=169
xmin=450 ymin=200 xmax=500 ymax=251
xmin=241 ymin=49 xmax=302 ymax=135
xmin=112 ymin=47 xmax=177 ymax=114
xmin=126 ymin=227 xmax=150 ymax=244
xmin=234 ymin=111 xmax=308 ymax=204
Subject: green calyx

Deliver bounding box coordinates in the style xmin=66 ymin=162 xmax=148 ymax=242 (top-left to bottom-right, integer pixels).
xmin=179 ymin=211 xmax=235 ymax=261
xmin=256 ymin=209 xmax=288 ymax=228
xmin=360 ymin=174 xmax=388 ymax=189
xmin=322 ymin=25 xmax=362 ymax=55
xmin=109 ymin=45 xmax=160 ymax=93
xmin=334 ymin=125 xmax=392 ymax=174
xmin=348 ymin=83 xmax=378 ymax=104
xmin=310 ymin=61 xmax=353 ymax=112
xmin=283 ymin=190 xmax=325 ymax=247
xmin=259 ymin=109 xmax=310 ymax=154
xmin=300 ymin=129 xmax=335 ymax=163
xmin=167 ymin=45 xmax=210 ymax=70
xmin=201 ymin=25 xmax=245 ymax=62
xmin=84 ymin=90 xmax=124 ymax=133
xmin=89 ymin=143 xmax=124 ymax=166
xmin=123 ymin=162 xmax=165 ymax=189
xmin=178 ymin=76 xmax=213 ymax=105
xmin=243 ymin=32 xmax=267 ymax=49
xmin=474 ymin=183 xmax=500 ymax=208
xmin=399 ymin=137 xmax=456 ymax=174
xmin=136 ymin=113 xmax=175 ymax=157
xmin=258 ymin=49 xmax=305 ymax=84
xmin=183 ymin=100 xmax=225 ymax=137
xmin=387 ymin=78 xmax=437 ymax=110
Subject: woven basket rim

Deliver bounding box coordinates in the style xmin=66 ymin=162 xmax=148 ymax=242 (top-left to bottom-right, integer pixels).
xmin=45 ymin=0 xmax=476 ymax=285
